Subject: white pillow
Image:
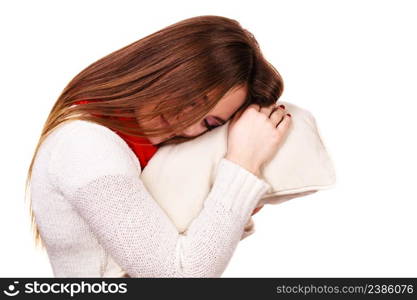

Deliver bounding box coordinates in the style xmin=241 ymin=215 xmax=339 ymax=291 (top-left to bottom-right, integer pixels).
xmin=140 ymin=101 xmax=336 ymax=240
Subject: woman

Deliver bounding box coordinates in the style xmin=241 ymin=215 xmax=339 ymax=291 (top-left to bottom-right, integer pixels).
xmin=25 ymin=15 xmax=291 ymax=277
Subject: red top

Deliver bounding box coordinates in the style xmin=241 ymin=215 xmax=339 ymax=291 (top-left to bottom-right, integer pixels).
xmin=72 ymin=99 xmax=263 ymax=216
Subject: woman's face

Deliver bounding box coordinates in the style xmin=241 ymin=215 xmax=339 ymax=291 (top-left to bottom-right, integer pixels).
xmin=144 ymin=85 xmax=248 ymax=146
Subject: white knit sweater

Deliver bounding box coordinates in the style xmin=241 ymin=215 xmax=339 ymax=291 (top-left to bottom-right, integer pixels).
xmin=30 ymin=120 xmax=272 ymax=277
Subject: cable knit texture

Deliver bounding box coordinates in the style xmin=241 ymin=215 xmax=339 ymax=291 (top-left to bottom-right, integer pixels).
xmin=30 ymin=120 xmax=272 ymax=277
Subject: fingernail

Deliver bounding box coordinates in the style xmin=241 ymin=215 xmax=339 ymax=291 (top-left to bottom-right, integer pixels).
xmin=286 ymin=113 xmax=291 ymax=117
xmin=279 ymin=104 xmax=285 ymax=109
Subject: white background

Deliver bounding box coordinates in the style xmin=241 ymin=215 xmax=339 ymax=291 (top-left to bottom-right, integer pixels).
xmin=1 ymin=0 xmax=416 ymax=277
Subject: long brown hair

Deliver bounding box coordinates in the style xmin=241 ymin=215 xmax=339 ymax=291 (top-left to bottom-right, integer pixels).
xmin=25 ymin=15 xmax=284 ymax=249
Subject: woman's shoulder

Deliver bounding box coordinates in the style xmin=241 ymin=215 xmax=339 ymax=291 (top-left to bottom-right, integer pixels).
xmin=43 ymin=119 xmax=142 ymax=196
xmin=45 ymin=119 xmax=134 ymax=157
xmin=46 ymin=119 xmax=118 ymax=144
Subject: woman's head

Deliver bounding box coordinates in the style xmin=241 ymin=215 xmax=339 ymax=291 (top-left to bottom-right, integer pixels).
xmin=26 ymin=15 xmax=284 ymax=248
xmin=141 ymin=83 xmax=249 ymax=146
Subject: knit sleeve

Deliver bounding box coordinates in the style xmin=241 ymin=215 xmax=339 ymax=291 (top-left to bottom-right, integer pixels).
xmin=47 ymin=121 xmax=272 ymax=277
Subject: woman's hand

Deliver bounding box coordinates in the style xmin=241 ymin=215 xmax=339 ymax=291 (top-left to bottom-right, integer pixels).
xmin=225 ymin=102 xmax=292 ymax=177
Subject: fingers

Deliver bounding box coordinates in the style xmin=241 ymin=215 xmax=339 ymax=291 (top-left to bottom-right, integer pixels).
xmin=269 ymin=104 xmax=286 ymax=126
xmin=259 ymin=103 xmax=276 ymax=116
xmin=276 ymin=113 xmax=291 ymax=132
xmin=239 ymin=103 xmax=291 ymax=130
xmin=232 ymin=103 xmax=261 ymax=125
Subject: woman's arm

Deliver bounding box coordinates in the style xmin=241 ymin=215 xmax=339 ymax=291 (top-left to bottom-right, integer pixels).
xmin=47 ymin=121 xmax=271 ymax=277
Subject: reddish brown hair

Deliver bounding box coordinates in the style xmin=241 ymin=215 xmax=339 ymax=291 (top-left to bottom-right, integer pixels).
xmin=25 ymin=15 xmax=284 ymax=249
